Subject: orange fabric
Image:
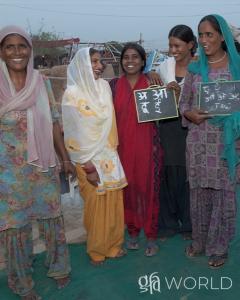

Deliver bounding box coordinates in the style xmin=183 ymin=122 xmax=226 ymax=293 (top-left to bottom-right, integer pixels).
xmin=76 ymin=164 xmax=124 ymax=261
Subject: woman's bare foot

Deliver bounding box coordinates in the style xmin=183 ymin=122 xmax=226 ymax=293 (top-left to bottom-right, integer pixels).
xmin=21 ymin=290 xmax=42 ymax=300
xmin=90 ymin=259 xmax=104 ymax=266
xmin=144 ymin=240 xmax=159 ymax=257
xmin=56 ymin=276 xmax=71 ymax=289
xmin=208 ymin=253 xmax=228 ymax=269
xmin=114 ymin=248 xmax=127 ymax=258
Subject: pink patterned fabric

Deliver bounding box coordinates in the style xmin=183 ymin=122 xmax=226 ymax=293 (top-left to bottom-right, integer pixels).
xmin=0 ymin=25 xmax=56 ymax=171
xmin=179 ymin=68 xmax=240 ymax=191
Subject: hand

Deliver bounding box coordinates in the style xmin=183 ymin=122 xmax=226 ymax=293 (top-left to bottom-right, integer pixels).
xmin=82 ymin=161 xmax=100 ymax=186
xmin=184 ymin=108 xmax=211 ymax=125
xmin=82 ymin=161 xmax=96 ymax=173
xmin=166 ymin=81 xmax=181 ymax=102
xmin=147 ymin=71 xmax=164 ymax=86
xmin=86 ymin=170 xmax=100 ymax=187
xmin=62 ymin=161 xmax=76 ymax=181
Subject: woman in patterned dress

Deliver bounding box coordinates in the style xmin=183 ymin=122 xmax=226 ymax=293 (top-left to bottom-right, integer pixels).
xmin=179 ymin=14 xmax=240 ymax=268
xmin=0 ymin=26 xmax=74 ymax=299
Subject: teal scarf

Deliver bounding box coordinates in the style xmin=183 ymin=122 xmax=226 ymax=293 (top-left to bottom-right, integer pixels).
xmin=188 ymin=14 xmax=240 ymax=82
xmin=210 ymin=113 xmax=240 ymax=182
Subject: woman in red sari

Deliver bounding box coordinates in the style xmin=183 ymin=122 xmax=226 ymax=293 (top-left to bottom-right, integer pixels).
xmin=110 ymin=43 xmax=163 ymax=256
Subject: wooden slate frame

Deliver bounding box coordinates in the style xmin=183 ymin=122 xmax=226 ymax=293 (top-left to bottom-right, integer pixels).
xmin=134 ymin=86 xmax=179 ymax=123
xmin=198 ymin=80 xmax=240 ymax=116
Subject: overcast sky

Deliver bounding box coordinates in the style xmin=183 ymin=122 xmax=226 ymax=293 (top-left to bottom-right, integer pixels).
xmin=0 ymin=0 xmax=240 ymax=50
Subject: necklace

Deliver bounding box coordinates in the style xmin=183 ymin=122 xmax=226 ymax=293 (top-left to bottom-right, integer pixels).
xmin=208 ymin=52 xmax=226 ymax=64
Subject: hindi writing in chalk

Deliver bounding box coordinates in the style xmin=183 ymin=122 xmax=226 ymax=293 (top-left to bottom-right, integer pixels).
xmin=134 ymin=86 xmax=178 ymax=123
xmin=199 ymin=80 xmax=240 ymax=115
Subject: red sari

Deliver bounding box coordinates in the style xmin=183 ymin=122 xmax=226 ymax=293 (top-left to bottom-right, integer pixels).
xmin=113 ymin=74 xmax=163 ymax=239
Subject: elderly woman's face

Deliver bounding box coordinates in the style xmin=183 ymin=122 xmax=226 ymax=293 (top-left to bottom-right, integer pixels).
xmin=0 ymin=34 xmax=31 ymax=72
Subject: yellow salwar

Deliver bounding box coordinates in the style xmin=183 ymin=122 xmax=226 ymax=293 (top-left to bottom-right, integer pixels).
xmin=76 ymin=164 xmax=124 ymax=262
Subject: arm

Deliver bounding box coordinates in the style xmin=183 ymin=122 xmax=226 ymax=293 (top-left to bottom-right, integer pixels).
xmin=53 ymin=121 xmax=76 ymax=179
xmin=146 ymin=71 xmax=164 ymax=86
xmin=44 ymin=78 xmax=76 ymax=179
xmin=183 ymin=109 xmax=210 ymax=125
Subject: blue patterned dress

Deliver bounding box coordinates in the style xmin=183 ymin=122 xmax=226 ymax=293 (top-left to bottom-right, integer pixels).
xmin=0 ymin=80 xmax=61 ymax=232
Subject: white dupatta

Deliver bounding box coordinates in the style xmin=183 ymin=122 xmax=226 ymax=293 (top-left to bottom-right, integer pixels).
xmin=62 ymin=47 xmax=112 ymax=163
xmin=62 ymin=47 xmax=127 ymax=193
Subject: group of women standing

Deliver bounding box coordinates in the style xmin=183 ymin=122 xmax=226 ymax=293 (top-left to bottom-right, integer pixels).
xmin=1 ymin=12 xmax=240 ymax=299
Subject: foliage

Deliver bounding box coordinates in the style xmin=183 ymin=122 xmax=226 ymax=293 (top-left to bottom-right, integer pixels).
xmin=31 ymin=28 xmax=67 ymax=67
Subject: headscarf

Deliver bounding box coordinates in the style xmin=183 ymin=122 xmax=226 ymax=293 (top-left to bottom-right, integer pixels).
xmin=62 ymin=47 xmax=113 ymax=163
xmin=188 ymin=14 xmax=240 ymax=82
xmin=0 ymin=25 xmax=56 ymax=171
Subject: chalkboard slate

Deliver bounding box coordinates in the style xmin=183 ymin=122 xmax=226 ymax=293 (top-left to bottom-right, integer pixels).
xmin=134 ymin=86 xmax=178 ymax=123
xmin=199 ymin=80 xmax=240 ymax=115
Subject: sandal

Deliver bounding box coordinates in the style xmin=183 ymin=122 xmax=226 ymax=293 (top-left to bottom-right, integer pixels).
xmin=56 ymin=276 xmax=71 ymax=289
xmin=208 ymin=253 xmax=228 ymax=269
xmin=181 ymin=232 xmax=192 ymax=240
xmin=21 ymin=290 xmax=42 ymax=300
xmin=144 ymin=241 xmax=159 ymax=257
xmin=114 ymin=248 xmax=127 ymax=258
xmin=185 ymin=244 xmax=203 ymax=257
xmin=126 ymin=238 xmax=139 ymax=250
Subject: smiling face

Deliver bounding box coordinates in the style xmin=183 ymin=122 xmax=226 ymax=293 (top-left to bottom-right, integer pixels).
xmin=198 ymin=20 xmax=224 ymax=57
xmin=121 ymin=48 xmax=145 ymax=75
xmin=0 ymin=34 xmax=31 ymax=73
xmin=90 ymin=52 xmax=103 ymax=80
xmin=168 ymin=36 xmax=193 ymax=62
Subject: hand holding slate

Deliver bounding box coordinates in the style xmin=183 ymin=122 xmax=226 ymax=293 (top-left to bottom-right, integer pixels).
xmin=184 ymin=108 xmax=211 ymax=125
xmin=167 ymin=81 xmax=181 ymax=103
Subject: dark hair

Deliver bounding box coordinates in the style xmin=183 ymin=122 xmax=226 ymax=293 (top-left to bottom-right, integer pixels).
xmin=89 ymin=48 xmax=99 ymax=57
xmin=168 ymin=24 xmax=197 ymax=56
xmin=234 ymin=40 xmax=240 ymax=53
xmin=120 ymin=42 xmax=146 ymax=72
xmin=198 ymin=15 xmax=227 ymax=51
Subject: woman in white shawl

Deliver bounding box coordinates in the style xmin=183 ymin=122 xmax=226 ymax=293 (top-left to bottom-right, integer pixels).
xmin=62 ymin=48 xmax=127 ymax=265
